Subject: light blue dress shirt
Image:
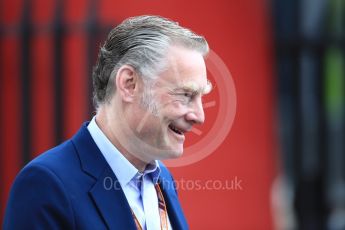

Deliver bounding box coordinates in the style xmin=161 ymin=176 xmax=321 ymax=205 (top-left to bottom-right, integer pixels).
xmin=87 ymin=117 xmax=172 ymax=230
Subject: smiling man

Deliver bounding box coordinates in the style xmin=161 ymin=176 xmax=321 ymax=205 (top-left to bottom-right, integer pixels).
xmin=4 ymin=15 xmax=210 ymax=230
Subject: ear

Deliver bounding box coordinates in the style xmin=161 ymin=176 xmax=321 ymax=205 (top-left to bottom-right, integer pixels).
xmin=115 ymin=65 xmax=139 ymax=102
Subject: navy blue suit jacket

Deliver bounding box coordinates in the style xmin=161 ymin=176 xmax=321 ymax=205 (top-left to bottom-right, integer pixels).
xmin=3 ymin=123 xmax=188 ymax=230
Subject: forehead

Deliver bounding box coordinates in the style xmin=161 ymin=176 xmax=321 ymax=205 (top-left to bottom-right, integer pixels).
xmin=155 ymin=46 xmax=208 ymax=90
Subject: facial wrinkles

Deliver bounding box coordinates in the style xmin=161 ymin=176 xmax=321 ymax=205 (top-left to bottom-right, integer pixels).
xmin=139 ymin=47 xmax=208 ymax=133
xmin=140 ymin=62 xmax=179 ymax=119
xmin=139 ymin=91 xmax=174 ymax=150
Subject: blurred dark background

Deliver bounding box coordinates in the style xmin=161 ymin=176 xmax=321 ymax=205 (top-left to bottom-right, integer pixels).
xmin=0 ymin=0 xmax=344 ymax=229
xmin=273 ymin=0 xmax=345 ymax=229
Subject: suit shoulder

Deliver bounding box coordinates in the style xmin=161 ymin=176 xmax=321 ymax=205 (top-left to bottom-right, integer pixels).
xmin=3 ymin=161 xmax=75 ymax=229
xmin=25 ymin=139 xmax=79 ymax=175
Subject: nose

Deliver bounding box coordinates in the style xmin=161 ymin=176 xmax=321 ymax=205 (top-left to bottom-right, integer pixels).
xmin=185 ymin=97 xmax=205 ymax=124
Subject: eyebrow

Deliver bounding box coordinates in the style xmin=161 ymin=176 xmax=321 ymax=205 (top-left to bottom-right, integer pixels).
xmin=173 ymin=80 xmax=213 ymax=95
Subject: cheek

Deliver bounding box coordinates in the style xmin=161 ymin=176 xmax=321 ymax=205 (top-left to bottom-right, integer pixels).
xmin=156 ymin=95 xmax=188 ymax=118
xmin=170 ymin=100 xmax=184 ymax=110
xmin=161 ymin=101 xmax=188 ymax=119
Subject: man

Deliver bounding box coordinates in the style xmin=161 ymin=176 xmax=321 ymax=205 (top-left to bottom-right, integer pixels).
xmin=3 ymin=15 xmax=211 ymax=230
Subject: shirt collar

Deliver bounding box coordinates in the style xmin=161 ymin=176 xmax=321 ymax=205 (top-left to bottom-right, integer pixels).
xmin=142 ymin=161 xmax=161 ymax=184
xmin=87 ymin=117 xmax=161 ymax=186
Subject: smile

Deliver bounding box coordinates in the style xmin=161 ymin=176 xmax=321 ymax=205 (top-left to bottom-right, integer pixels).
xmin=168 ymin=124 xmax=184 ymax=135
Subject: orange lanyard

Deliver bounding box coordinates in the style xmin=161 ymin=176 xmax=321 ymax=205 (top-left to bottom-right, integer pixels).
xmin=131 ymin=183 xmax=168 ymax=230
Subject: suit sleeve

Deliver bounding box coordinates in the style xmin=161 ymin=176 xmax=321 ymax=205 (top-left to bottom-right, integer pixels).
xmin=3 ymin=164 xmax=75 ymax=230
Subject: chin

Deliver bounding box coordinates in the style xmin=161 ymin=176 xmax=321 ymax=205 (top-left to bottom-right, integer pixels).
xmin=167 ymin=146 xmax=184 ymax=159
xmin=156 ymin=145 xmax=183 ymax=160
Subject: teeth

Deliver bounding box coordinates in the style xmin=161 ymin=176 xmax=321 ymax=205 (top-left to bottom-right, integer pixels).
xmin=169 ymin=125 xmax=182 ymax=135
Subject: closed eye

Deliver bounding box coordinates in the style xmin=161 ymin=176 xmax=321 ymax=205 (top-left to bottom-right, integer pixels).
xmin=168 ymin=89 xmax=199 ymax=103
xmin=183 ymin=92 xmax=193 ymax=98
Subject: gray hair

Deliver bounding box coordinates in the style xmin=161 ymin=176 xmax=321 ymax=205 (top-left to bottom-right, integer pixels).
xmin=92 ymin=15 xmax=209 ymax=108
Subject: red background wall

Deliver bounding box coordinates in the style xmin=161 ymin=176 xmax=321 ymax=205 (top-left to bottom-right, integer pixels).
xmin=0 ymin=0 xmax=276 ymax=229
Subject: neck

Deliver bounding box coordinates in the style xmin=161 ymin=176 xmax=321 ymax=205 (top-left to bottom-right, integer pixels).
xmin=95 ymin=109 xmax=148 ymax=172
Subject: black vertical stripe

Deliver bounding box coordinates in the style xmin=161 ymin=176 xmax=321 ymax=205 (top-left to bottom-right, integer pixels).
xmin=317 ymin=49 xmax=328 ymax=222
xmin=0 ymin=6 xmax=4 ymax=217
xmin=86 ymin=0 xmax=99 ymax=117
xmin=20 ymin=0 xmax=32 ymax=165
xmin=53 ymin=1 xmax=64 ymax=145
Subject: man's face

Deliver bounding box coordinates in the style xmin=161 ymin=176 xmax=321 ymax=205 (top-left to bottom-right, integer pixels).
xmin=129 ymin=46 xmax=210 ymax=160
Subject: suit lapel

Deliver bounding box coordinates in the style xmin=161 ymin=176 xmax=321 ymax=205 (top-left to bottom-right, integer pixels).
xmin=89 ymin=167 xmax=137 ymax=230
xmin=72 ymin=123 xmax=137 ymax=230
xmin=72 ymin=123 xmax=188 ymax=230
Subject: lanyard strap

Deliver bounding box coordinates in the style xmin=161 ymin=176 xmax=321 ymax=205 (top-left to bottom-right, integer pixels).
xmin=155 ymin=183 xmax=169 ymax=230
xmin=131 ymin=183 xmax=168 ymax=230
